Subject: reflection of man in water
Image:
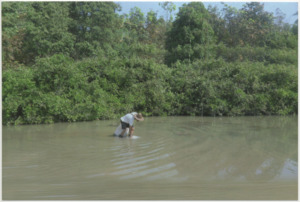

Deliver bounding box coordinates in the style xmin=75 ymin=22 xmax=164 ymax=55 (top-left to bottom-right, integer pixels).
xmin=119 ymin=112 xmax=144 ymax=137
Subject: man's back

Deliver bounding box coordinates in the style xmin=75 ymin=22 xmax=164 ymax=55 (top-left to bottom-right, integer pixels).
xmin=121 ymin=112 xmax=137 ymax=126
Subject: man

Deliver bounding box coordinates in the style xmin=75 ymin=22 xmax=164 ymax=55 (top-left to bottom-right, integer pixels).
xmin=119 ymin=112 xmax=144 ymax=137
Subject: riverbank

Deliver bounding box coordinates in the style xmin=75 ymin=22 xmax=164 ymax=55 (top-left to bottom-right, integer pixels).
xmin=2 ymin=2 xmax=297 ymax=126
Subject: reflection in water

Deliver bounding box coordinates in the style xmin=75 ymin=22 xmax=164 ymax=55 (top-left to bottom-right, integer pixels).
xmin=2 ymin=116 xmax=297 ymax=200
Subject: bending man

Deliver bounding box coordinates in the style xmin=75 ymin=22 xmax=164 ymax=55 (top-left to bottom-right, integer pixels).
xmin=119 ymin=112 xmax=144 ymax=137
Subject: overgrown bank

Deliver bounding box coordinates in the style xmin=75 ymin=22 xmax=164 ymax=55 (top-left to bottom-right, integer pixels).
xmin=2 ymin=2 xmax=298 ymax=125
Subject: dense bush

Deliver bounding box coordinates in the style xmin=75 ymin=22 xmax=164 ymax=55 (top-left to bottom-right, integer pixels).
xmin=2 ymin=2 xmax=298 ymax=125
xmin=168 ymin=59 xmax=297 ymax=116
xmin=2 ymin=54 xmax=175 ymax=124
xmin=217 ymin=45 xmax=297 ymax=65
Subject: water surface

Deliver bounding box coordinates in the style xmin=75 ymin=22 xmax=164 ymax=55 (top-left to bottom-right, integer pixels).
xmin=3 ymin=116 xmax=298 ymax=200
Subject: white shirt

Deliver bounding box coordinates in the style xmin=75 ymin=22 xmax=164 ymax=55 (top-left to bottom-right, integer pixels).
xmin=121 ymin=112 xmax=137 ymax=126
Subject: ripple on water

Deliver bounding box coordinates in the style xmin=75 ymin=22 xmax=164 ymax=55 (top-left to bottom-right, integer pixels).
xmin=2 ymin=116 xmax=298 ymax=200
xmin=107 ymin=130 xmax=181 ymax=182
xmin=34 ymin=195 xmax=77 ymax=199
xmin=120 ymin=163 xmax=176 ymax=180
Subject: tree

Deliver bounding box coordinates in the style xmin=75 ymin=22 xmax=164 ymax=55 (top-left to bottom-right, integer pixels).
xmin=222 ymin=2 xmax=274 ymax=47
xmin=145 ymin=10 xmax=166 ymax=47
xmin=275 ymin=8 xmax=286 ymax=28
xmin=68 ymin=2 xmax=122 ymax=59
xmin=291 ymin=11 xmax=298 ymax=35
xmin=2 ymin=2 xmax=32 ymax=68
xmin=126 ymin=7 xmax=147 ymax=42
xmin=159 ymin=2 xmax=176 ymax=22
xmin=20 ymin=2 xmax=75 ymax=64
xmin=165 ymin=2 xmax=216 ymax=65
xmin=207 ymin=5 xmax=227 ymax=44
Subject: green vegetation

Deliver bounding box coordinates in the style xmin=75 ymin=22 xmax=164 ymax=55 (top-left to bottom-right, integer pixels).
xmin=2 ymin=2 xmax=298 ymax=125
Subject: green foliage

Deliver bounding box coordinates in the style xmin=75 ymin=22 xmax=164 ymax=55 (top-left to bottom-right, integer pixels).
xmin=166 ymin=2 xmax=216 ymax=65
xmin=168 ymin=60 xmax=297 ymax=116
xmin=221 ymin=2 xmax=274 ymax=47
xmin=159 ymin=2 xmax=176 ymax=22
xmin=68 ymin=2 xmax=122 ymax=59
xmin=2 ymin=2 xmax=298 ymax=125
xmin=22 ymin=2 xmax=75 ymax=64
xmin=217 ymin=44 xmax=297 ymax=65
xmin=2 ymin=2 xmax=32 ymax=68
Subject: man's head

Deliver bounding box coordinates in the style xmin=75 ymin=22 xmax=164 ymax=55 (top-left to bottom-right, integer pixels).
xmin=135 ymin=113 xmax=144 ymax=121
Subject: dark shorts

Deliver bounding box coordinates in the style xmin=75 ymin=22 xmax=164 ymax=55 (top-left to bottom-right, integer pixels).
xmin=120 ymin=120 xmax=131 ymax=129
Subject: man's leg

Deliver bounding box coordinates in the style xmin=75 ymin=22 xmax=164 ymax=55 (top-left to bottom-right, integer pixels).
xmin=119 ymin=121 xmax=128 ymax=137
xmin=119 ymin=128 xmax=127 ymax=137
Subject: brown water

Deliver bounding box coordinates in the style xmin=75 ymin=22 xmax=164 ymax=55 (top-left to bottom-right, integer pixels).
xmin=2 ymin=116 xmax=298 ymax=200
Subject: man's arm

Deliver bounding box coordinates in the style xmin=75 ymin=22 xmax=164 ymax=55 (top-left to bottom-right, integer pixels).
xmin=129 ymin=126 xmax=134 ymax=137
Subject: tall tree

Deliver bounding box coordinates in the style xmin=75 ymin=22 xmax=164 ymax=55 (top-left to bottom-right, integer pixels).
xmin=2 ymin=2 xmax=32 ymax=68
xmin=145 ymin=10 xmax=166 ymax=46
xmin=21 ymin=2 xmax=75 ymax=64
xmin=207 ymin=5 xmax=227 ymax=44
xmin=68 ymin=2 xmax=122 ymax=59
xmin=222 ymin=2 xmax=274 ymax=46
xmin=291 ymin=11 xmax=298 ymax=35
xmin=165 ymin=2 xmax=216 ymax=65
xmin=127 ymin=7 xmax=147 ymax=42
xmin=159 ymin=1 xmax=176 ymax=23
